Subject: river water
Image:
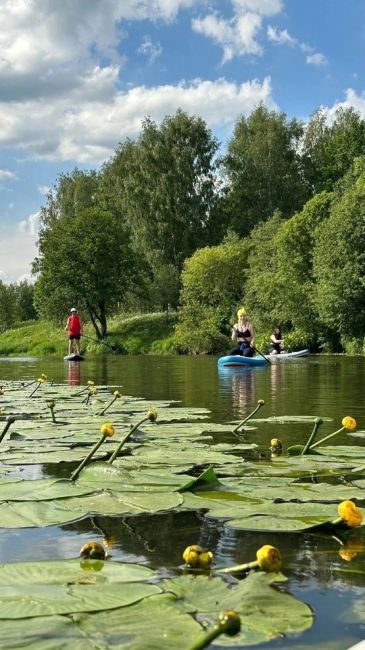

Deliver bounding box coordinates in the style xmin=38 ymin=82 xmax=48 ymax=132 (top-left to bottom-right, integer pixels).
xmin=0 ymin=354 xmax=364 ymax=650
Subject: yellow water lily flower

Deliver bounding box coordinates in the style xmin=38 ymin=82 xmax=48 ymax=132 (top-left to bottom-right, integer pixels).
xmin=41 ymin=374 xmax=48 ymax=380
xmin=46 ymin=400 xmax=55 ymax=409
xmin=113 ymin=390 xmax=122 ymax=398
xmin=341 ymin=416 xmax=357 ymax=431
xmin=183 ymin=544 xmax=214 ymax=568
xmin=219 ymin=610 xmax=241 ymax=636
xmin=148 ymin=409 xmax=158 ymax=422
xmin=89 ymin=386 xmax=97 ymax=395
xmin=37 ymin=377 xmax=45 ymax=383
xmin=100 ymin=422 xmax=115 ymax=438
xmin=87 ymin=380 xmax=95 ymax=386
xmin=79 ymin=541 xmax=106 ymax=560
xmin=256 ymin=545 xmax=282 ymax=572
xmin=337 ymin=500 xmax=363 ymax=527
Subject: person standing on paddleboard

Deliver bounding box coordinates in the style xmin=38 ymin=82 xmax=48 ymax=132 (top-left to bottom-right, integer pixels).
xmin=65 ymin=308 xmax=83 ymax=356
xmin=229 ymin=308 xmax=255 ymax=357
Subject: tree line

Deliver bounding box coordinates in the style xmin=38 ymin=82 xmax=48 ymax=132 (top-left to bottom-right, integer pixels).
xmin=29 ymin=104 xmax=365 ymax=352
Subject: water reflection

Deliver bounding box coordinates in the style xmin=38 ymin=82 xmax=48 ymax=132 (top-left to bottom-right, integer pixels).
xmin=218 ymin=366 xmax=265 ymax=418
xmin=67 ymin=362 xmax=81 ymax=386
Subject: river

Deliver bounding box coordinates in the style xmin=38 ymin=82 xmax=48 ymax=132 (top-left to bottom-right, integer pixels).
xmin=0 ymin=354 xmax=364 ymax=650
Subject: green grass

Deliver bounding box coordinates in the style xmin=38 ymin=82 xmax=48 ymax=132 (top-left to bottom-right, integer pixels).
xmin=0 ymin=312 xmax=180 ymax=357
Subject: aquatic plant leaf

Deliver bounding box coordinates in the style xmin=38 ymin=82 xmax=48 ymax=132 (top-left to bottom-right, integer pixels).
xmin=0 ymin=593 xmax=201 ymax=649
xmin=163 ymin=572 xmax=313 ymax=643
xmin=0 ymin=478 xmax=96 ymax=502
xmin=0 ymin=559 xmax=160 ymax=618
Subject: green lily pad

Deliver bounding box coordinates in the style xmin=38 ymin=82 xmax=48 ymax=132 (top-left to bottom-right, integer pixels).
xmin=0 ymin=593 xmax=202 ymax=649
xmin=0 ymin=559 xmax=160 ymax=618
xmin=163 ymin=572 xmax=313 ymax=644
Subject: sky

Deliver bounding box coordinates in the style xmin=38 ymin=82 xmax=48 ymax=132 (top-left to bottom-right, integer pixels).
xmin=1 ymin=0 xmax=365 ymax=282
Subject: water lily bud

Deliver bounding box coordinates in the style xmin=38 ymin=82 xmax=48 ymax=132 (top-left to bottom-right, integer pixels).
xmin=219 ymin=610 xmax=241 ymax=636
xmin=183 ymin=544 xmax=214 ymax=568
xmin=37 ymin=377 xmax=45 ymax=383
xmin=257 ymin=399 xmax=265 ymax=405
xmin=113 ymin=390 xmax=122 ymax=398
xmin=148 ymin=409 xmax=158 ymax=422
xmin=337 ymin=500 xmax=363 ymax=527
xmin=100 ymin=422 xmax=115 ymax=438
xmin=270 ymin=438 xmax=282 ymax=452
xmin=342 ymin=416 xmax=357 ymax=431
xmin=41 ymin=374 xmax=48 ymax=380
xmin=87 ymin=380 xmax=95 ymax=386
xmin=256 ymin=545 xmax=282 ymax=572
xmin=79 ymin=541 xmax=106 ymax=560
xmin=46 ymin=400 xmax=55 ymax=409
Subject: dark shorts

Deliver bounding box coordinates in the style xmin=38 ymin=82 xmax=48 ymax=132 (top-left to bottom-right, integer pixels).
xmin=68 ymin=334 xmax=80 ymax=340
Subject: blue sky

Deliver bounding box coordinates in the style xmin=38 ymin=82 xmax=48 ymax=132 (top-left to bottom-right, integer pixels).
xmin=1 ymin=0 xmax=365 ymax=282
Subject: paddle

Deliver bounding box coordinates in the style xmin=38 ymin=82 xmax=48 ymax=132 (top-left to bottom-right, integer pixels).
xmin=81 ymin=333 xmax=118 ymax=353
xmin=241 ymin=338 xmax=271 ymax=365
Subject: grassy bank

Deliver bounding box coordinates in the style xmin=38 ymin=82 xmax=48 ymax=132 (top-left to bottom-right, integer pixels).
xmin=0 ymin=312 xmax=180 ymax=357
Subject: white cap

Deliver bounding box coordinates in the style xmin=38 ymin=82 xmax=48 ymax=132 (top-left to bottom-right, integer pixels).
xmin=70 ymin=307 xmax=77 ymax=312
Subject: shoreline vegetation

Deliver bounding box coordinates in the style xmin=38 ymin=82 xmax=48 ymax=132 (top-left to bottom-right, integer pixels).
xmin=0 ymin=312 xmax=361 ymax=357
xmin=0 ymin=312 xmax=180 ymax=357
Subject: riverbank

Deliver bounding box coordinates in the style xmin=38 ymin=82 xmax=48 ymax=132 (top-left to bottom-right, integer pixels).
xmin=0 ymin=312 xmax=180 ymax=356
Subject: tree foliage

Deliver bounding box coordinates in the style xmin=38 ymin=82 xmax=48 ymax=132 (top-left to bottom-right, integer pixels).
xmin=303 ymin=107 xmax=365 ymax=194
xmin=221 ymin=105 xmax=309 ymax=237
xmin=101 ymin=110 xmax=221 ymax=309
xmin=175 ymin=234 xmax=250 ymax=353
xmin=33 ymin=207 xmax=138 ymax=338
xmin=313 ymin=159 xmax=365 ymax=342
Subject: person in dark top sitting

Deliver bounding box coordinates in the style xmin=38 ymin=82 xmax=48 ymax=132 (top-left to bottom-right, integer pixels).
xmin=269 ymin=326 xmax=284 ymax=355
xmin=229 ymin=307 xmax=255 ymax=357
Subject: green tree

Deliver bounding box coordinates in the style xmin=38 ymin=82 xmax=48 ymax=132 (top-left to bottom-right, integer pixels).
xmin=303 ymin=107 xmax=365 ymax=194
xmin=221 ymin=105 xmax=308 ymax=237
xmin=274 ymin=192 xmax=333 ymax=333
xmin=243 ymin=212 xmax=285 ymax=330
xmin=33 ymin=208 xmax=138 ymax=338
xmin=175 ymin=234 xmax=250 ymax=353
xmin=313 ymin=158 xmax=365 ymax=344
xmin=41 ymin=169 xmax=99 ymax=228
xmin=101 ymin=110 xmax=221 ymax=309
xmin=0 ymin=282 xmax=17 ymax=331
xmin=14 ymin=281 xmax=37 ymax=321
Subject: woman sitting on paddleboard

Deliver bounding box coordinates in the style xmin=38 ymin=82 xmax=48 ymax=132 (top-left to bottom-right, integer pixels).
xmin=65 ymin=307 xmax=83 ymax=356
xmin=229 ymin=308 xmax=255 ymax=357
xmin=268 ymin=326 xmax=284 ymax=355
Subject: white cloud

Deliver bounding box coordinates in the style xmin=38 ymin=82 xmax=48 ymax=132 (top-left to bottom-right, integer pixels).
xmin=38 ymin=185 xmax=51 ymax=196
xmin=0 ymin=218 xmax=40 ymax=282
xmin=267 ymin=24 xmax=327 ymax=63
xmin=324 ymin=88 xmax=365 ymax=120
xmin=138 ymin=37 xmax=163 ymax=63
xmin=0 ymin=0 xmax=200 ymax=103
xmin=231 ymin=0 xmax=283 ymax=16
xmin=0 ymin=169 xmax=16 ymax=180
xmin=17 ymin=211 xmax=41 ymax=236
xmin=0 ymin=77 xmax=275 ymax=162
xmin=193 ymin=12 xmax=263 ymax=62
xmin=306 ymin=52 xmax=328 ymax=66
xmin=267 ymin=25 xmax=296 ymax=47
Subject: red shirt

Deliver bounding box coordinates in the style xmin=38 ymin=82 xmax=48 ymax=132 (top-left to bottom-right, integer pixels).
xmin=67 ymin=314 xmax=81 ymax=335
